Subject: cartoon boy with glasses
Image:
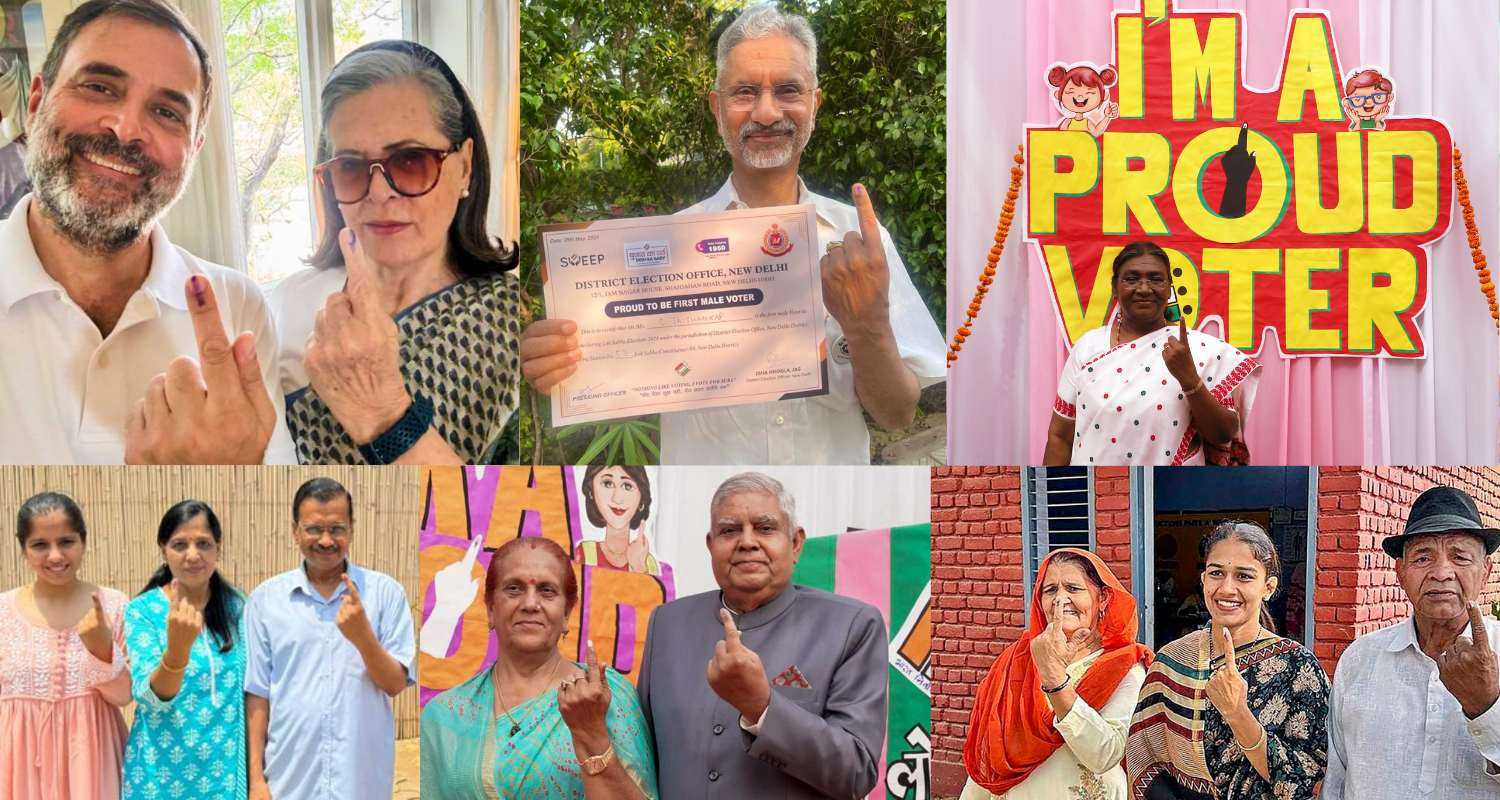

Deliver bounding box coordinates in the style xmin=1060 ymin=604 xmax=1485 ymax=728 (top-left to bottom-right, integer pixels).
xmin=1343 ymin=68 xmax=1394 ymax=131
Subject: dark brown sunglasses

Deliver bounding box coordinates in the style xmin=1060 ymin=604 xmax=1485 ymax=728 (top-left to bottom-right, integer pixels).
xmin=314 ymin=144 xmax=460 ymax=203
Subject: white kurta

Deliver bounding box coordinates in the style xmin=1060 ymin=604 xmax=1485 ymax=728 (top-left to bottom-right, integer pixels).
xmin=961 ymin=652 xmax=1146 ymax=800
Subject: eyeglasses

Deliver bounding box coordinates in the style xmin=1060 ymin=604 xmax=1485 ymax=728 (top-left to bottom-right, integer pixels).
xmin=314 ymin=144 xmax=459 ymax=204
xmin=299 ymin=524 xmax=350 ymax=539
xmin=723 ymin=83 xmax=812 ymax=111
xmin=1343 ymin=92 xmax=1389 ymax=107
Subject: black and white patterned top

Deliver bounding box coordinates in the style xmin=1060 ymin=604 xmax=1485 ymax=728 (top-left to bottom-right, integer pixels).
xmin=272 ymin=268 xmax=522 ymax=464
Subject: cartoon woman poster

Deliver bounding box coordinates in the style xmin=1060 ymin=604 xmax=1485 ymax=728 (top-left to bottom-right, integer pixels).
xmin=1048 ymin=62 xmax=1118 ymax=137
xmin=1343 ymin=68 xmax=1395 ymax=131
xmin=575 ymin=465 xmax=659 ymax=575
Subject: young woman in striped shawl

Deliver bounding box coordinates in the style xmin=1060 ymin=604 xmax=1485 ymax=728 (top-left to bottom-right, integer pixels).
xmin=1126 ymin=521 xmax=1329 ymax=799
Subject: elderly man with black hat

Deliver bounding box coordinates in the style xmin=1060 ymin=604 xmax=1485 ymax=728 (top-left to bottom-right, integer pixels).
xmin=1322 ymin=485 xmax=1500 ymax=799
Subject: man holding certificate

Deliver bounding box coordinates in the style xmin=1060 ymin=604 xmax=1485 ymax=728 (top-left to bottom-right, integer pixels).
xmin=520 ymin=3 xmax=945 ymax=465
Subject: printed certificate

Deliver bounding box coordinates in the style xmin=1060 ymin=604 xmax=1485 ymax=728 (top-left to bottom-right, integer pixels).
xmin=539 ymin=204 xmax=828 ymax=425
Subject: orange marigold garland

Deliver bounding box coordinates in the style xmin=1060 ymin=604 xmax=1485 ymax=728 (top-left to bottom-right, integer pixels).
xmin=948 ymin=145 xmax=1025 ymax=365
xmin=1453 ymin=147 xmax=1498 ymax=329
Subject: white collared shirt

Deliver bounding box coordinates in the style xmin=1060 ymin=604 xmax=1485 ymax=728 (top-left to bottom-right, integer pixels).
xmin=244 ymin=561 xmax=416 ymax=799
xmin=1323 ymin=616 xmax=1500 ymax=799
xmin=660 ymin=176 xmax=945 ymax=465
xmin=267 ymin=264 xmax=346 ymax=398
xmin=0 ymin=195 xmax=295 ymax=464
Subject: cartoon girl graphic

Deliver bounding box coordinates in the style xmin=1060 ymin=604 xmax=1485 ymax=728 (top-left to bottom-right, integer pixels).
xmin=1048 ymin=63 xmax=1118 ymax=137
xmin=1343 ymin=68 xmax=1394 ymax=131
xmin=576 ymin=464 xmax=659 ymax=575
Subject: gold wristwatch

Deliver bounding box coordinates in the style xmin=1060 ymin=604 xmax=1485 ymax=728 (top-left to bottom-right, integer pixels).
xmin=580 ymin=743 xmax=616 ymax=775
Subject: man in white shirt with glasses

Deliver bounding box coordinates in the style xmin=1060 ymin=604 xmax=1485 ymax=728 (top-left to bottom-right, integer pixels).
xmin=519 ymin=3 xmax=944 ymax=465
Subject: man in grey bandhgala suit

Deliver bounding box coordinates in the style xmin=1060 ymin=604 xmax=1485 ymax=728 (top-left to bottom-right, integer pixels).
xmin=637 ymin=472 xmax=888 ymax=799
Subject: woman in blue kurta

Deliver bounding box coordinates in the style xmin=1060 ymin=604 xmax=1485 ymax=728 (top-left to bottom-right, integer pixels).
xmin=122 ymin=501 xmax=248 ymax=800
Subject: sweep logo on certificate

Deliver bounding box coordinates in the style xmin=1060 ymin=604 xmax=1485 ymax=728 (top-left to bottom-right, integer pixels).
xmin=539 ymin=204 xmax=829 ymax=426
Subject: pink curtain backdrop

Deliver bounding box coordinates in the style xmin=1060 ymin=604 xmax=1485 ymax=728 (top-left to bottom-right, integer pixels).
xmin=946 ymin=0 xmax=1499 ymax=465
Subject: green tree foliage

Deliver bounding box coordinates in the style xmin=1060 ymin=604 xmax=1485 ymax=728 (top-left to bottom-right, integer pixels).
xmin=223 ymin=0 xmax=306 ymax=280
xmin=518 ymin=0 xmax=945 ymax=463
xmin=793 ymin=0 xmax=946 ymax=312
xmin=222 ymin=0 xmax=400 ymax=282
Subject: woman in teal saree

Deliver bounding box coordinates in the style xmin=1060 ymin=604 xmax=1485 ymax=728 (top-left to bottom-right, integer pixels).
xmin=420 ymin=537 xmax=657 ymax=799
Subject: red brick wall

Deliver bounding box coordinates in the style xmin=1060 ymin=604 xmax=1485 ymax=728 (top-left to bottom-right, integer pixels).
xmin=1313 ymin=466 xmax=1500 ymax=675
xmin=930 ymin=466 xmax=1133 ymax=796
xmin=1093 ymin=468 xmax=1133 ymax=585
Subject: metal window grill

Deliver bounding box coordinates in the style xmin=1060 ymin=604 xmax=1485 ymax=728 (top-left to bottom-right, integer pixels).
xmin=1021 ymin=467 xmax=1096 ymax=611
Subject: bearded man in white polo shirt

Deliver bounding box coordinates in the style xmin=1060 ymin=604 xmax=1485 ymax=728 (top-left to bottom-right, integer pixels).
xmin=0 ymin=0 xmax=290 ymax=464
xmin=519 ymin=3 xmax=945 ymax=465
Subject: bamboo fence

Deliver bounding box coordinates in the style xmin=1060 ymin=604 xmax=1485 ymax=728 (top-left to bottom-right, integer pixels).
xmin=0 ymin=466 xmax=423 ymax=739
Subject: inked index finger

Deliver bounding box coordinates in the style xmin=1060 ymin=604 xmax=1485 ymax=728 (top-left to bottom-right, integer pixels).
xmin=183 ymin=275 xmax=239 ymax=391
xmin=1470 ymin=604 xmax=1492 ymax=654
xmin=342 ymin=573 xmax=361 ymax=600
xmin=1237 ymin=122 xmax=1249 ymax=149
xmin=851 ymin=183 xmax=881 ymax=250
xmin=337 ymin=228 xmax=380 ymax=317
xmin=1222 ymin=628 xmax=1240 ymax=672
xmin=719 ymin=607 xmax=742 ymax=647
xmin=586 ymin=639 xmax=600 ymax=672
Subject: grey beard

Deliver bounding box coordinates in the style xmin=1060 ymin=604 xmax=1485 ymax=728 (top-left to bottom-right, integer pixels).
xmin=723 ymin=117 xmax=812 ymax=170
xmin=23 ymin=130 xmax=185 ymax=256
xmin=31 ymin=174 xmax=146 ymax=254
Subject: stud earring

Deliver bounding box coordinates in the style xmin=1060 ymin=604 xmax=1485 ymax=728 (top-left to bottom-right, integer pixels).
xmin=461 ymin=188 xmax=471 ymax=198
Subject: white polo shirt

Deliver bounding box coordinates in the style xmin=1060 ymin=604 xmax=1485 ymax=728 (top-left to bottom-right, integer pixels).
xmin=661 ymin=177 xmax=945 ymax=465
xmin=0 ymin=195 xmax=295 ymax=464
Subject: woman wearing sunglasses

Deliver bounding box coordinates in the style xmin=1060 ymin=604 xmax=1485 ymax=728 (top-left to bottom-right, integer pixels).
xmin=269 ymin=40 xmax=521 ymax=465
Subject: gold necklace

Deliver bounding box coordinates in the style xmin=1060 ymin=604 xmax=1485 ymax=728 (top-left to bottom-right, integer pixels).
xmin=495 ymin=654 xmax=563 ymax=737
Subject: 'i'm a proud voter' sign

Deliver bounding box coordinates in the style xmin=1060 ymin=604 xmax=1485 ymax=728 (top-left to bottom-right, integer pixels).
xmin=1027 ymin=0 xmax=1453 ymax=358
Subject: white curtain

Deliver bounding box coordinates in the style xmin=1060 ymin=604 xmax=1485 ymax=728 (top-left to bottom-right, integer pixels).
xmin=480 ymin=0 xmax=519 ymax=245
xmin=420 ymin=0 xmax=519 ymax=247
xmin=162 ymin=0 xmax=245 ymax=271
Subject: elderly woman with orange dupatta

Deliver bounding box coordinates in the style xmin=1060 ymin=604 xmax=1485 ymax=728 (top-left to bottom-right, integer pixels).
xmin=961 ymin=549 xmax=1153 ymax=799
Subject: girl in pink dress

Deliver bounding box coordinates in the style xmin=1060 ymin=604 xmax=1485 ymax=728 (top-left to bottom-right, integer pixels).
xmin=0 ymin=492 xmax=130 ymax=800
